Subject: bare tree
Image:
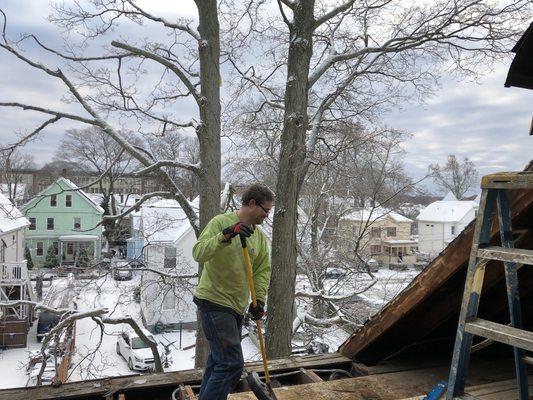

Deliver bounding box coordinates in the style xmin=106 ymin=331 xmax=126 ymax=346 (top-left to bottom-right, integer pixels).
xmin=430 ymin=155 xmax=479 ymax=199
xmin=228 ymin=115 xmax=416 ymax=340
xmin=0 ymin=149 xmax=35 ymax=204
xmin=225 ymin=0 xmax=531 ymax=357
xmin=295 ymin=124 xmax=416 ymax=336
xmin=0 ymin=1 xmax=222 ymax=366
xmin=146 ymin=131 xmax=200 ymax=200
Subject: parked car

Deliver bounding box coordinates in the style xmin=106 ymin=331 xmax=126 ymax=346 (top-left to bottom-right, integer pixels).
xmin=37 ymin=311 xmax=60 ymax=342
xmin=324 ymin=268 xmax=346 ymax=279
xmin=129 ymin=258 xmax=144 ymax=269
xmin=113 ymin=265 xmax=133 ymax=281
xmin=116 ymin=329 xmax=166 ymax=371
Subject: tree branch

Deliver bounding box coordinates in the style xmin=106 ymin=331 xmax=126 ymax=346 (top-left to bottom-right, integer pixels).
xmin=136 ymin=160 xmax=200 ymax=175
xmin=314 ymin=0 xmax=355 ymax=28
xmin=126 ymin=0 xmax=201 ymax=41
xmin=111 ymin=41 xmax=201 ymax=105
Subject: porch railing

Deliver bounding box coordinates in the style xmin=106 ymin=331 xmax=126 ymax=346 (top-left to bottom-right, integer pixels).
xmin=0 ymin=261 xmax=28 ymax=284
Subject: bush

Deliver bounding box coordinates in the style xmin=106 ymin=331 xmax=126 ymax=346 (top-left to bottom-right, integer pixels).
xmin=76 ymin=247 xmax=91 ymax=269
xmin=44 ymin=244 xmax=59 ymax=268
xmin=25 ymin=246 xmax=34 ymax=270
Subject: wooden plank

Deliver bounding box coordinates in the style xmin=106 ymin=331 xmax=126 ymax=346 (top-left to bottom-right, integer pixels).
xmin=230 ymin=366 xmax=445 ymax=400
xmin=228 ymin=378 xmax=372 ymax=400
xmin=297 ymin=368 xmax=323 ymax=384
xmin=339 ymin=180 xmax=533 ymax=360
xmin=181 ymin=385 xmax=196 ymax=400
xmin=468 ymin=378 xmax=533 ymax=400
xmin=0 ymin=353 xmax=351 ymax=400
xmin=464 ymin=318 xmax=533 ymax=352
xmin=477 ymin=246 xmax=533 ymax=265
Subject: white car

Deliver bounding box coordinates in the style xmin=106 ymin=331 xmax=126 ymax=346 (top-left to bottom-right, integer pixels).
xmin=116 ymin=329 xmax=166 ymax=371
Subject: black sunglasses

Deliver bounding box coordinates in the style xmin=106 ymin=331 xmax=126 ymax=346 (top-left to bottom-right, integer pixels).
xmin=257 ymin=203 xmax=271 ymax=214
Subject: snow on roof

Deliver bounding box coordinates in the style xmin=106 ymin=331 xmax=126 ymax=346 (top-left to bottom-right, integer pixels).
xmin=381 ymin=239 xmax=418 ymax=245
xmin=141 ymin=197 xmax=199 ymax=243
xmin=442 ymin=191 xmax=458 ymax=201
xmin=0 ymin=192 xmax=30 ymax=233
xmin=343 ymin=207 xmax=412 ymax=223
xmin=58 ymin=234 xmax=99 ymax=241
xmin=416 ymin=199 xmax=478 ymax=222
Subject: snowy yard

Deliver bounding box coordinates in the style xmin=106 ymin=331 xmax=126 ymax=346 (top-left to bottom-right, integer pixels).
xmin=0 ymin=266 xmax=419 ymax=389
xmin=0 ymin=272 xmax=262 ymax=389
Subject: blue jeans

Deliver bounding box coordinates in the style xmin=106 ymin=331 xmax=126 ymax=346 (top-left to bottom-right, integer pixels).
xmin=198 ymin=308 xmax=244 ymax=400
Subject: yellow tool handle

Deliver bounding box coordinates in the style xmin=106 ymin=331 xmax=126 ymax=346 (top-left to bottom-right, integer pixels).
xmin=241 ymin=242 xmax=271 ymax=383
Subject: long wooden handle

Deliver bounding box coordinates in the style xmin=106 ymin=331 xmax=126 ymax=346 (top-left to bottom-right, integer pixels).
xmin=241 ymin=241 xmax=270 ymax=383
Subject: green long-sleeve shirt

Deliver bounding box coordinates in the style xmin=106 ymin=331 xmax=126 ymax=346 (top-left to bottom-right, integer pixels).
xmin=193 ymin=211 xmax=271 ymax=315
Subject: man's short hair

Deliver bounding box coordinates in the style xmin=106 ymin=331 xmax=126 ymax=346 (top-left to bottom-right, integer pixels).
xmin=242 ymin=184 xmax=274 ymax=206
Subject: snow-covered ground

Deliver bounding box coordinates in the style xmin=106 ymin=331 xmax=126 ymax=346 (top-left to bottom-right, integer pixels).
xmin=293 ymin=266 xmax=420 ymax=351
xmin=0 ymin=266 xmax=419 ymax=389
xmin=0 ymin=272 xmax=262 ymax=389
xmin=357 ymin=267 xmax=420 ymax=306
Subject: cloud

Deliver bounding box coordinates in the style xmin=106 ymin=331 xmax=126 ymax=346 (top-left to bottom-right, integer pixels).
xmin=0 ymin=0 xmax=531 ymax=185
xmin=387 ymin=64 xmax=533 ymax=180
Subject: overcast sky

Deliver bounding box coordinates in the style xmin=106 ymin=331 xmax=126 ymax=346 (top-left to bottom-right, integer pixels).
xmin=0 ymin=1 xmax=532 ymax=193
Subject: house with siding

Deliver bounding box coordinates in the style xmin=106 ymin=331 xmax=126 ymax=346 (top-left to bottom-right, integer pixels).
xmin=416 ymin=192 xmax=479 ymax=257
xmin=338 ymin=207 xmax=417 ymax=268
xmin=139 ymin=198 xmax=198 ymax=332
xmin=21 ymin=177 xmax=104 ymax=268
xmin=0 ymin=192 xmax=33 ymax=347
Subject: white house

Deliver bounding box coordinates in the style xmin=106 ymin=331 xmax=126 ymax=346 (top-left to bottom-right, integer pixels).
xmin=139 ymin=198 xmax=199 ymax=332
xmin=417 ymin=192 xmax=479 ymax=256
xmin=0 ymin=192 xmax=33 ymax=347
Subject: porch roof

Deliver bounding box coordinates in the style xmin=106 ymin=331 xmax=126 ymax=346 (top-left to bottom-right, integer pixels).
xmin=381 ymin=239 xmax=418 ymax=246
xmin=58 ymin=235 xmax=99 ymax=242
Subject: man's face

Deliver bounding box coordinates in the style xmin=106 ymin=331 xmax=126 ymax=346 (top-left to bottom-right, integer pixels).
xmin=251 ymin=200 xmax=273 ymax=225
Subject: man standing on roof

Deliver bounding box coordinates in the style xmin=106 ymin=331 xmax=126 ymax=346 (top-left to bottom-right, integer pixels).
xmin=193 ymin=183 xmax=274 ymax=400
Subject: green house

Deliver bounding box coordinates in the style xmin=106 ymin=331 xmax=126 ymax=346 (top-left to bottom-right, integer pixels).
xmin=21 ymin=177 xmax=104 ymax=268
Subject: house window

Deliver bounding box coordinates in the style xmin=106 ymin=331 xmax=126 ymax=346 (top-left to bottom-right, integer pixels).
xmin=36 ymin=242 xmax=44 ymax=256
xmin=451 ymin=226 xmax=456 ymax=235
xmin=162 ymin=291 xmax=176 ymax=310
xmin=50 ymin=194 xmax=57 ymax=207
xmin=386 ymin=227 xmax=397 ymax=237
xmin=0 ymin=240 xmax=6 ymax=262
xmin=47 ymin=218 xmax=54 ymax=230
xmin=370 ymin=245 xmax=381 ymax=255
xmin=164 ymin=247 xmax=177 ymax=268
xmin=371 ymin=227 xmax=381 ymax=238
xmin=53 ymin=242 xmax=59 ymax=255
xmin=66 ymin=195 xmax=72 ymax=207
xmin=74 ymin=217 xmax=81 ymax=230
xmin=67 ymin=243 xmax=74 ymax=255
xmin=29 ymin=218 xmax=36 ymax=230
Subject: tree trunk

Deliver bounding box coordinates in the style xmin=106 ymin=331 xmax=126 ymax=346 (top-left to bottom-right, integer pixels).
xmin=267 ymin=1 xmax=315 ymax=358
xmin=193 ymin=0 xmax=221 ymax=368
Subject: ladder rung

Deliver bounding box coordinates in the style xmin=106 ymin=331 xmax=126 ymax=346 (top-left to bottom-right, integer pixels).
xmin=522 ymin=356 xmax=533 ymax=365
xmin=465 ymin=318 xmax=533 ymax=352
xmin=481 ymin=171 xmax=533 ymax=189
xmin=477 ymin=246 xmax=533 ymax=265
